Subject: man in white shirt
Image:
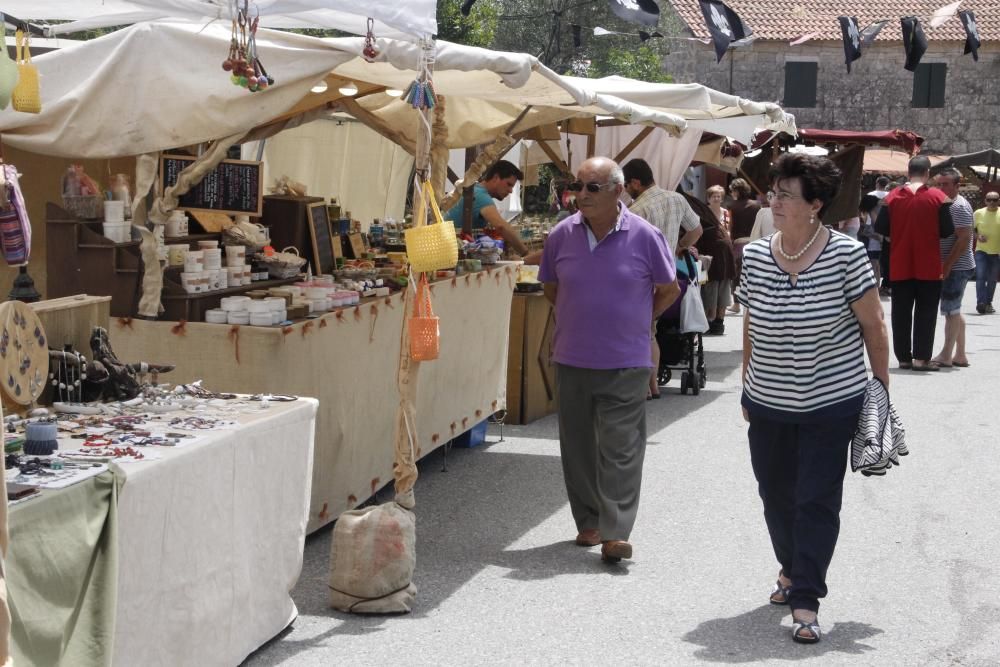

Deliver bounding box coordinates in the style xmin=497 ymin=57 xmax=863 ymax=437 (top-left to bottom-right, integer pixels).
xmin=622 ymin=159 xmax=702 ymax=400
xmin=623 ymin=159 xmax=702 ymax=254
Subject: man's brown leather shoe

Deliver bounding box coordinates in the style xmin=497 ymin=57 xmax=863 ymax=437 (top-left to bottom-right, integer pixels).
xmin=575 ymin=529 xmax=600 ymax=546
xmin=601 ymin=540 xmax=632 ymax=562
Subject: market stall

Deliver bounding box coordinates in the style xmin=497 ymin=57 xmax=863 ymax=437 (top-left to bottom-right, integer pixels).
xmin=115 ymin=266 xmax=513 ymax=531
xmin=0 ymin=20 xmax=795 ymax=526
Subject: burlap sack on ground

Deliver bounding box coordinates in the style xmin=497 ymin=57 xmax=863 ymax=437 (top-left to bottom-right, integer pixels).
xmin=328 ymin=498 xmax=417 ymax=614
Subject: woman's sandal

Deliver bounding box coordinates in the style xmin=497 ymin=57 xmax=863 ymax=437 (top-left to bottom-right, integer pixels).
xmin=791 ymin=617 xmax=822 ymax=644
xmin=769 ymin=570 xmax=792 ymax=605
xmin=769 ymin=579 xmax=791 ymax=605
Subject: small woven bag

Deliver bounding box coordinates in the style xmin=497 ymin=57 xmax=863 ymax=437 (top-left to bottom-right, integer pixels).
xmin=11 ymin=30 xmax=41 ymax=114
xmin=404 ymin=181 xmax=458 ymax=273
xmin=408 ymin=274 xmax=439 ymax=361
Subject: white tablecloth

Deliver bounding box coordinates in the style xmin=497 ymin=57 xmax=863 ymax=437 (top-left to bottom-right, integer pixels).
xmin=110 ymin=398 xmax=318 ymax=666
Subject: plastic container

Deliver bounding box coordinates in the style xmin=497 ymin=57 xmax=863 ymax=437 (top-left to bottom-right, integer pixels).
xmin=220 ymin=296 xmax=251 ymax=312
xmin=167 ymin=244 xmax=188 ymax=266
xmin=203 ymin=249 xmax=222 ymax=271
xmin=183 ymin=250 xmax=204 ymax=273
xmin=103 ymin=200 xmax=125 ymax=223
xmin=197 ymin=240 xmax=219 ymax=250
xmin=249 ymin=312 xmax=273 ymax=326
xmin=225 ymin=245 xmax=246 ymax=265
xmin=205 ymin=309 xmax=228 ymax=324
xmin=166 ymin=211 xmax=188 ymax=237
xmin=453 ymin=420 xmax=489 ymax=448
xmin=103 ymin=221 xmax=129 ymax=243
xmin=227 ymin=311 xmax=250 ymax=325
xmin=247 ymin=300 xmax=270 ymax=313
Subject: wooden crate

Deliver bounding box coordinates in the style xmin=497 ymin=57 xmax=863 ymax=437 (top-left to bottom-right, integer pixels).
xmin=30 ymin=294 xmax=111 ymax=355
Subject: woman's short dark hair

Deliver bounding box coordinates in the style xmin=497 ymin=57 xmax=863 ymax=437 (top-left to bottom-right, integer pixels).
xmin=859 ymin=193 xmax=881 ymax=214
xmin=729 ymin=178 xmax=752 ymax=199
xmin=768 ymin=153 xmax=842 ymax=218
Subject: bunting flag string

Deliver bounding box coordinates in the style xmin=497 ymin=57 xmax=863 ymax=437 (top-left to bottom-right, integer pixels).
xmin=698 ymin=0 xmax=753 ymax=63
xmin=959 ymin=10 xmax=981 ymax=61
xmin=838 ymin=16 xmax=862 ymax=72
xmin=901 ymin=16 xmax=929 ymax=71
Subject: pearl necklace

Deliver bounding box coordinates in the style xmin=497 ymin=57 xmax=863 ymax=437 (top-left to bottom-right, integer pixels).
xmin=775 ymin=225 xmax=823 ymax=261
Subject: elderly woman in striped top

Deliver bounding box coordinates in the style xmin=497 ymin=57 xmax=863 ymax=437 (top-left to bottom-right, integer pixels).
xmin=736 ymin=153 xmax=890 ymax=645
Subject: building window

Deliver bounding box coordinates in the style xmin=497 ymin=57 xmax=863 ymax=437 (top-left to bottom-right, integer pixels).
xmin=912 ymin=63 xmax=946 ymax=108
xmin=783 ymin=62 xmax=817 ymax=108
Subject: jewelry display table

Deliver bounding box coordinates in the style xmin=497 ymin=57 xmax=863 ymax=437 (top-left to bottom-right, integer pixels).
xmin=8 ymin=397 xmax=318 ymax=666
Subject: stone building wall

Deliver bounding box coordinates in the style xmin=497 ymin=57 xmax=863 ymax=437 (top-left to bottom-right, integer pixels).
xmin=662 ymin=39 xmax=1000 ymax=155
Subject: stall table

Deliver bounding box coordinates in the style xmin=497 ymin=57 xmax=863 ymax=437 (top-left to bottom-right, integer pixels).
xmin=114 ymin=265 xmax=516 ymax=533
xmin=7 ymin=397 xmax=318 ymax=666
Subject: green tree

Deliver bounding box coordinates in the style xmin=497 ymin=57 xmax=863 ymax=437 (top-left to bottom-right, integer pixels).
xmin=436 ymin=0 xmax=499 ymax=47
xmin=588 ymin=45 xmax=672 ymax=83
xmin=457 ymin=0 xmax=680 ymax=82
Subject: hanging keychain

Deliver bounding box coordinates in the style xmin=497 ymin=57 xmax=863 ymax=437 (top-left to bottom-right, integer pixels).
xmin=362 ymin=18 xmax=379 ymax=62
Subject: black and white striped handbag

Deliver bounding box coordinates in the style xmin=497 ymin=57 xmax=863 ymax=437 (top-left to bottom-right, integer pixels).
xmin=851 ymin=378 xmax=908 ymax=476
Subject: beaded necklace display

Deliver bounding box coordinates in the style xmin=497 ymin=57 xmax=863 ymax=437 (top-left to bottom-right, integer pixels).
xmin=775 ymin=222 xmax=823 ymax=262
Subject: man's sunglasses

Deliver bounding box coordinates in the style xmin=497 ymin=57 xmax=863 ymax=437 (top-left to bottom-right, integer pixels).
xmin=567 ymin=181 xmax=616 ymax=193
xmin=987 ymin=198 xmax=999 ymax=203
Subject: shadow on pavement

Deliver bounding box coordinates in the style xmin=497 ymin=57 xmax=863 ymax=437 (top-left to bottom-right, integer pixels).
xmin=682 ymin=604 xmax=883 ymax=662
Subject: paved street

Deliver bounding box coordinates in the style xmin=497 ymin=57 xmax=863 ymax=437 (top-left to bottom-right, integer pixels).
xmin=246 ymin=286 xmax=1000 ymax=666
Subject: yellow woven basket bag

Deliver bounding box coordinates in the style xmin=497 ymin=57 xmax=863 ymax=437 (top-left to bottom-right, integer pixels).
xmin=11 ymin=30 xmax=41 ymax=114
xmin=405 ymin=181 xmax=458 ymax=273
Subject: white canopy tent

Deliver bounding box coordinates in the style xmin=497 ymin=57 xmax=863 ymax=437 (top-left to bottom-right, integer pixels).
xmin=0 ymin=21 xmax=795 ymax=160
xmin=2 ymin=0 xmax=436 ymax=41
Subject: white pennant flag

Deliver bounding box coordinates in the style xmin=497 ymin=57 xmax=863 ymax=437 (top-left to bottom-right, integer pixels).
xmin=930 ymin=1 xmax=962 ymax=28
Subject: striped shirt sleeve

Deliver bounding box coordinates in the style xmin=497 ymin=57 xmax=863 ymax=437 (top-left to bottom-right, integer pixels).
xmin=843 ymin=241 xmax=876 ymax=304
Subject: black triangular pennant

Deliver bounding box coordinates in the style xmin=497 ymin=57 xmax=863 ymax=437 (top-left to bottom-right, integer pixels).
xmin=607 ymin=0 xmax=660 ymax=27
xmin=460 ymin=0 xmax=476 ymax=17
xmin=959 ymin=10 xmax=981 ymax=61
xmin=900 ymin=16 xmax=928 ymax=72
xmin=571 ymin=24 xmax=582 ymax=48
xmin=838 ymin=16 xmax=862 ymax=73
xmin=699 ymin=0 xmax=752 ymax=63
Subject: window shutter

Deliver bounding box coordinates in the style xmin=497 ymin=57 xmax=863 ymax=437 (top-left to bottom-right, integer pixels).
xmin=912 ymin=64 xmax=931 ymax=107
xmin=929 ymin=63 xmax=947 ymax=108
xmin=783 ymin=62 xmax=818 ymax=108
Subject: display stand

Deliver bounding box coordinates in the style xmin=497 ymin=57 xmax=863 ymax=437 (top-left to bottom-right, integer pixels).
xmin=505 ymin=292 xmax=557 ymax=424
xmin=114 ymin=265 xmax=516 ymax=532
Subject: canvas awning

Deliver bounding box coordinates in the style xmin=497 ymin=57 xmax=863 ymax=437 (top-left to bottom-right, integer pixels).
xmin=1 ymin=0 xmax=436 ymax=41
xmin=864 ymin=149 xmax=948 ymax=175
xmin=930 ymin=149 xmax=1000 ymax=173
xmin=0 ymin=21 xmax=795 ymax=160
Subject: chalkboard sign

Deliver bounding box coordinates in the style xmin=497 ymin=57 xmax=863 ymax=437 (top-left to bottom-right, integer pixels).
xmin=306 ymin=202 xmax=336 ymax=275
xmin=160 ymin=155 xmax=263 ymax=216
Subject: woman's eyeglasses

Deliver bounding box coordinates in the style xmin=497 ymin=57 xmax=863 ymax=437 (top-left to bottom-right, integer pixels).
xmin=766 ymin=191 xmax=803 ymax=203
xmin=567 ymin=181 xmax=616 ymax=193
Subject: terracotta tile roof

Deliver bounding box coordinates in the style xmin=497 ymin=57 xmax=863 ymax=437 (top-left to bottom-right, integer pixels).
xmin=668 ymin=0 xmax=998 ymax=42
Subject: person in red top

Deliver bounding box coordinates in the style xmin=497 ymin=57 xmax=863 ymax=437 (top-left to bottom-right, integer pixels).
xmin=875 ymin=156 xmax=954 ymax=371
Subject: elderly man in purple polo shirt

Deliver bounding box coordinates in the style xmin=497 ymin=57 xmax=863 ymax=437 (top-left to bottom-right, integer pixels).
xmin=539 ymin=156 xmax=680 ymax=563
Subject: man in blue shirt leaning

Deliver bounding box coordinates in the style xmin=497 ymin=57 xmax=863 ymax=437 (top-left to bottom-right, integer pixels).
xmin=445 ymin=160 xmax=531 ymax=257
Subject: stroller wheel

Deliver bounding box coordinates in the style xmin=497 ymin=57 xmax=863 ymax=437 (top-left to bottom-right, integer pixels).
xmin=658 ymin=366 xmax=672 ymax=386
xmin=699 ymin=372 xmax=707 ymax=389
xmin=680 ymin=371 xmax=689 ymax=395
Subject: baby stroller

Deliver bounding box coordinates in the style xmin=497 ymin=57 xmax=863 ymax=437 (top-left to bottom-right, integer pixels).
xmin=656 ymin=252 xmax=707 ymax=395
